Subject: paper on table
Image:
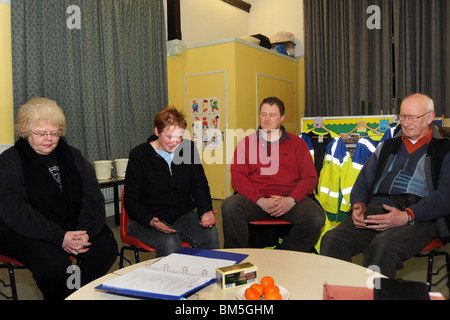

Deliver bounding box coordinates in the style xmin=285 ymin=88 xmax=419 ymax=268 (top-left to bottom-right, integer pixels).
xmin=99 ymin=253 xmax=236 ymax=299
xmin=149 ymin=253 xmax=235 ymax=278
xmin=102 ymin=268 xmax=212 ymax=297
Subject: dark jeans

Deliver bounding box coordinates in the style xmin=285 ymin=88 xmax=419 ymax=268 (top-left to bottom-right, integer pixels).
xmin=0 ymin=225 xmax=118 ymax=300
xmin=127 ymin=209 xmax=220 ymax=258
xmin=320 ymin=214 xmax=439 ymax=278
xmin=221 ymin=194 xmax=325 ymax=252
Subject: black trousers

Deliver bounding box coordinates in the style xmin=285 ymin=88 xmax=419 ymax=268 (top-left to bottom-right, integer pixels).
xmin=0 ymin=225 xmax=117 ymax=300
xmin=320 ymin=214 xmax=439 ymax=278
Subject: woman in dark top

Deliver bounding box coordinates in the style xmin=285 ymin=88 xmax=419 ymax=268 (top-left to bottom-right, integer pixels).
xmin=0 ymin=98 xmax=117 ymax=299
xmin=124 ymin=106 xmax=219 ymax=257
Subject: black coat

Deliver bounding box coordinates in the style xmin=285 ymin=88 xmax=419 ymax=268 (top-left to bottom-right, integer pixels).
xmin=0 ymin=142 xmax=106 ymax=246
xmin=123 ymin=136 xmax=212 ymax=226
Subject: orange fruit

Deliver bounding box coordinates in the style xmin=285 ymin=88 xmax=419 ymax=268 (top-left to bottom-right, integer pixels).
xmin=265 ymin=292 xmax=282 ymax=300
xmin=250 ymin=283 xmax=264 ymax=296
xmin=245 ymin=287 xmax=261 ymax=300
xmin=260 ymin=276 xmax=275 ymax=288
xmin=264 ymin=285 xmax=280 ymax=295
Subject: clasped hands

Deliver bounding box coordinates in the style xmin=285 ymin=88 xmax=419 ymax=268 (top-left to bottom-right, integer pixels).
xmin=150 ymin=210 xmax=218 ymax=234
xmin=63 ymin=231 xmax=91 ymax=255
xmin=256 ymin=195 xmax=296 ymax=218
xmin=352 ymin=203 xmax=409 ymax=231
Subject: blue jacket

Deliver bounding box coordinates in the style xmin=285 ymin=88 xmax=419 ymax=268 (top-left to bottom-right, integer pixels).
xmin=301 ymin=129 xmax=357 ymax=213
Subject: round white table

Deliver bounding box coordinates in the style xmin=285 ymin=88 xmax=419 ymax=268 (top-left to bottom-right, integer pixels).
xmin=66 ymin=248 xmax=386 ymax=300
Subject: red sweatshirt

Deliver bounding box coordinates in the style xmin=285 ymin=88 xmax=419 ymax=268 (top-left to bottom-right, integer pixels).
xmin=231 ymin=128 xmax=318 ymax=204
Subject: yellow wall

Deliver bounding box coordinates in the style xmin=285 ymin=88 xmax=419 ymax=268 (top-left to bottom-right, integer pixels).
xmin=168 ymin=40 xmax=305 ymax=133
xmin=234 ymin=42 xmax=298 ymax=133
xmin=297 ymin=57 xmax=306 ymax=130
xmin=0 ymin=3 xmax=14 ymax=144
xmin=168 ymin=42 xmax=236 ymax=199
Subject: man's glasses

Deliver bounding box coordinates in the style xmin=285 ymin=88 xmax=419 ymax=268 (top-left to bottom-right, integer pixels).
xmin=30 ymin=130 xmax=62 ymax=137
xmin=397 ymin=112 xmax=431 ymax=122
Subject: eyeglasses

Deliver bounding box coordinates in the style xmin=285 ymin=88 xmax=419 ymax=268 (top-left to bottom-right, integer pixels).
xmin=30 ymin=130 xmax=62 ymax=138
xmin=397 ymin=112 xmax=431 ymax=122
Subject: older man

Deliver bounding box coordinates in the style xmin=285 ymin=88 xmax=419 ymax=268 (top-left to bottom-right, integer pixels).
xmin=320 ymin=93 xmax=450 ymax=278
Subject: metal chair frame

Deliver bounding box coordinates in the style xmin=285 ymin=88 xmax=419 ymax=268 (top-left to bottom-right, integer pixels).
xmin=415 ymin=239 xmax=450 ymax=291
xmin=0 ymin=255 xmax=77 ymax=300
xmin=0 ymin=255 xmax=24 ymax=300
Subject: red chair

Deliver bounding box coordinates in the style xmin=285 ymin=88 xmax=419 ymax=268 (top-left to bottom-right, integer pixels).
xmin=249 ymin=219 xmax=292 ymax=226
xmin=119 ymin=189 xmax=190 ymax=268
xmin=415 ymin=238 xmax=450 ymax=291
xmin=248 ymin=219 xmax=292 ymax=248
xmin=0 ymin=254 xmax=77 ymax=300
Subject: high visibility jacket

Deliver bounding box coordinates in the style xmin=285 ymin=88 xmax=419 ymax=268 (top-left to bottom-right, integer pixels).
xmin=352 ymin=132 xmax=383 ymax=172
xmin=352 ymin=126 xmax=399 ymax=172
xmin=300 ymin=129 xmax=357 ymax=213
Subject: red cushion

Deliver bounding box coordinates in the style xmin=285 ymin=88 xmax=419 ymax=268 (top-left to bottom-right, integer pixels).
xmin=421 ymin=238 xmax=444 ymax=252
xmin=0 ymin=254 xmax=24 ymax=267
xmin=249 ymin=219 xmax=292 ymax=226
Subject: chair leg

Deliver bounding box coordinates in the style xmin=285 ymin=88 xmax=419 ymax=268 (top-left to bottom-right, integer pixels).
xmin=118 ymin=246 xmax=135 ymax=269
xmin=133 ymin=247 xmax=140 ymax=264
xmin=420 ymin=249 xmax=450 ymax=291
xmin=425 ymin=250 xmax=436 ymax=291
xmin=8 ymin=265 xmax=18 ymax=300
xmin=119 ymin=247 xmax=126 ymax=269
xmin=430 ymin=251 xmax=450 ymax=289
xmin=0 ymin=264 xmax=18 ymax=300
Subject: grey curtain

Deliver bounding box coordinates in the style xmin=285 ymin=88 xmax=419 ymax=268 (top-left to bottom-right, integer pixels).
xmin=304 ymin=0 xmax=393 ymax=117
xmin=304 ymin=0 xmax=450 ymax=117
xmin=11 ymin=0 xmax=168 ymax=162
xmin=393 ymin=0 xmax=450 ymax=116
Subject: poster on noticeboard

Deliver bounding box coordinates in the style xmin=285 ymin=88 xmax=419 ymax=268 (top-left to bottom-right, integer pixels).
xmin=190 ymin=97 xmax=220 ymax=150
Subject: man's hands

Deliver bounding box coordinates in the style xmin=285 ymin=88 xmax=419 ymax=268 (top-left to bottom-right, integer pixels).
xmin=256 ymin=196 xmax=296 ymax=218
xmin=351 ymin=203 xmax=367 ymax=229
xmin=352 ymin=203 xmax=410 ymax=231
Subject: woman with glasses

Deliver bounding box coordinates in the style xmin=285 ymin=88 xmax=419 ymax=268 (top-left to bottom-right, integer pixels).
xmin=0 ymin=97 xmax=118 ymax=299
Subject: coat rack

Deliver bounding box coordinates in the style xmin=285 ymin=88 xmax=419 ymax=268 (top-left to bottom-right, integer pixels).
xmin=342 ymin=121 xmax=381 ymax=139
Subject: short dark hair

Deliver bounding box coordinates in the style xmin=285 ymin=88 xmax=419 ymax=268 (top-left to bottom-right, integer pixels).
xmin=259 ymin=97 xmax=285 ymax=116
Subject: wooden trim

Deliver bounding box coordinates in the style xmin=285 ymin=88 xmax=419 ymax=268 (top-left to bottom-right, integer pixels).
xmin=222 ymin=0 xmax=251 ymax=13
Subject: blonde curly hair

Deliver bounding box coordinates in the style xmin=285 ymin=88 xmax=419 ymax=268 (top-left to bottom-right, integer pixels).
xmin=15 ymin=97 xmax=67 ymax=139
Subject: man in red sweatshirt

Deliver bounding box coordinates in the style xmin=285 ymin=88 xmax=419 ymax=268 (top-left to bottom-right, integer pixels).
xmin=222 ymin=97 xmax=325 ymax=252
